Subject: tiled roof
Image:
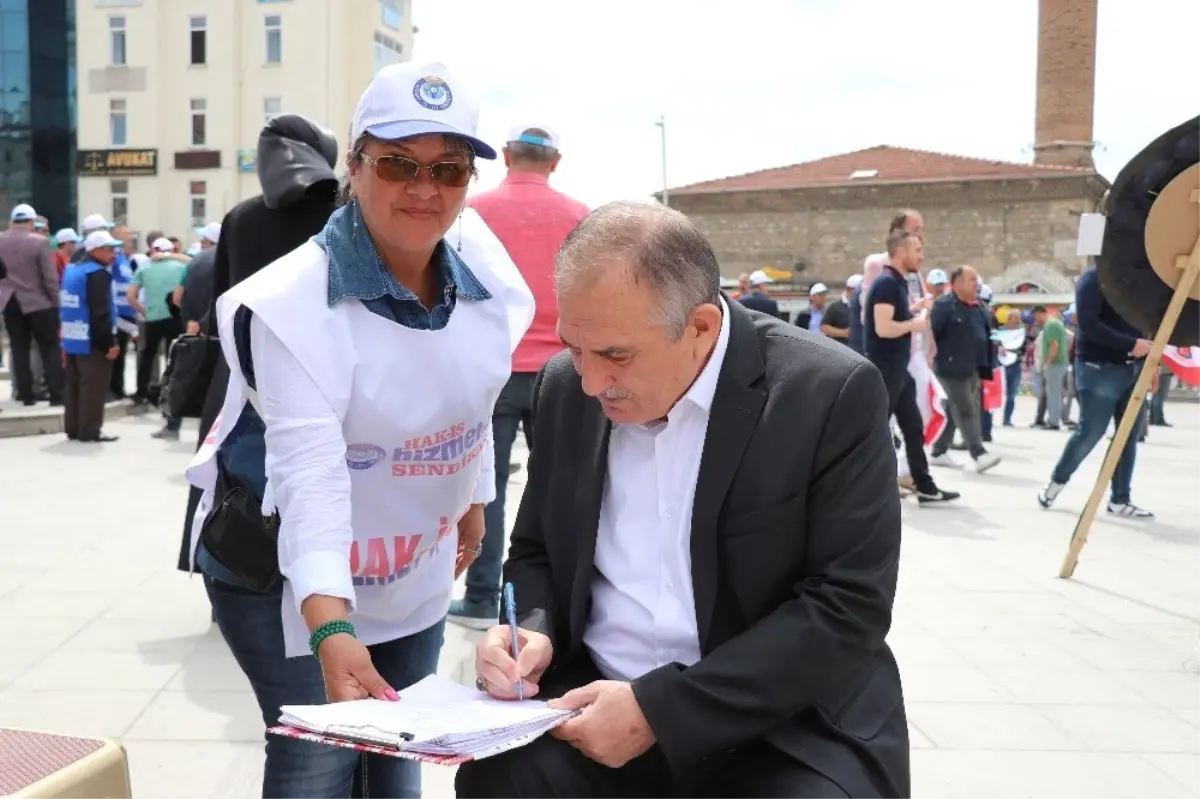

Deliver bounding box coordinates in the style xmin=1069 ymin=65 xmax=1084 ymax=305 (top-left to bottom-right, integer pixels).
xmin=669 ymin=145 xmax=1096 ymax=195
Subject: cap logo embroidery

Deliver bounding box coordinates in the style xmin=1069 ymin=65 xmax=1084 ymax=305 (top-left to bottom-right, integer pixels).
xmin=413 ymin=76 xmax=453 ymax=111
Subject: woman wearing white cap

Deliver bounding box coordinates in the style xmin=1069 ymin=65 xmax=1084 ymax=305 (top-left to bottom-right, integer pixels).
xmin=186 ymin=61 xmax=532 ymax=797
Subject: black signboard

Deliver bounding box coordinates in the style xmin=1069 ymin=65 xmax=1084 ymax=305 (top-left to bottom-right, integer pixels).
xmin=77 ymin=149 xmax=159 ymax=177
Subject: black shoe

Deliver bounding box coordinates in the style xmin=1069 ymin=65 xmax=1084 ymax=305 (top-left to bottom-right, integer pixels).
xmin=150 ymin=427 xmax=180 ymax=440
xmin=916 ymin=486 xmax=961 ymax=504
xmin=77 ymin=434 xmax=119 ymax=443
xmin=47 ymin=399 xmax=63 ymax=407
xmin=981 ymin=434 xmax=993 ymax=443
xmin=1044 ymin=424 xmax=1060 ymax=431
xmin=20 ymin=399 xmax=35 ymax=407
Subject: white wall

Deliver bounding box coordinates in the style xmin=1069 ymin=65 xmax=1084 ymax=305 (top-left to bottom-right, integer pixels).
xmin=76 ymin=0 xmax=413 ymax=246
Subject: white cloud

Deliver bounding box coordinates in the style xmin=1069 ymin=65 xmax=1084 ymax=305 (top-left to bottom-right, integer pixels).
xmin=413 ymin=0 xmax=1198 ymax=208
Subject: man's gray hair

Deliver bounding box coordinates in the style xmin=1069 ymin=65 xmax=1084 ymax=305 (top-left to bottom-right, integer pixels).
xmin=555 ymin=201 xmax=722 ymax=340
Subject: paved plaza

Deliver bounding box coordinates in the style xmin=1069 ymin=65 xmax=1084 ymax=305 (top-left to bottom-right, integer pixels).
xmin=0 ymin=396 xmax=1196 ymax=797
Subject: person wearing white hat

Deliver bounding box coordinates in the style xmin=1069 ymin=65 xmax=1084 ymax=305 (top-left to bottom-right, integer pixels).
xmin=51 ymin=228 xmax=81 ymax=281
xmin=60 ymin=231 xmax=124 ymax=442
xmin=846 ymin=273 xmax=866 ymax=352
xmin=793 ymin=281 xmax=829 ymax=331
xmin=184 ymin=61 xmax=533 ymax=796
xmin=734 ymin=269 xmax=781 ymax=318
xmin=127 ymin=237 xmax=188 ymax=411
xmin=925 ymin=268 xmax=949 ymax=299
xmin=0 ymin=202 xmax=65 ymax=406
xmin=448 ymin=121 xmax=589 ymax=629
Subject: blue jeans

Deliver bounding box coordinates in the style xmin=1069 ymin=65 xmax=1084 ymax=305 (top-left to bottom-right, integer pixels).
xmin=1003 ymin=361 xmax=1022 ymax=424
xmin=204 ymin=572 xmax=445 ymax=798
xmin=466 ymin=372 xmax=536 ymax=606
xmin=1050 ymin=360 xmax=1140 ymax=505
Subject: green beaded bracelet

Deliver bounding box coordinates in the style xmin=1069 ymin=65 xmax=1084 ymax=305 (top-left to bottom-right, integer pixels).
xmin=310 ymin=619 xmax=356 ymax=657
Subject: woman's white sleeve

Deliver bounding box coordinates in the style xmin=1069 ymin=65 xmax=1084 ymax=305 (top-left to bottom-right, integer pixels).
xmin=250 ymin=315 xmax=355 ymax=614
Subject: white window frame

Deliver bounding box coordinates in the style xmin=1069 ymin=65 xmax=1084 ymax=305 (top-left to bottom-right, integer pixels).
xmin=190 ymin=181 xmax=207 ymax=227
xmin=110 ymin=179 xmax=129 ymax=225
xmin=264 ymin=15 xmax=283 ymax=64
xmin=109 ymin=16 xmax=127 ymax=66
xmin=263 ymin=96 xmax=282 ymax=125
xmin=109 ymin=98 xmax=127 ymax=146
xmin=190 ymin=98 xmax=206 ymax=147
xmin=189 ymin=15 xmax=207 ymax=66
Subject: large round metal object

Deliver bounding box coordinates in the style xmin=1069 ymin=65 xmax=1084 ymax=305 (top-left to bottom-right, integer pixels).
xmin=1098 ymin=115 xmax=1200 ymax=347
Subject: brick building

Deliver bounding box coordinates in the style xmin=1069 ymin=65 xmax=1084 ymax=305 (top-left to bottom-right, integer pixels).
xmin=660 ymin=0 xmax=1104 ymax=300
xmin=660 ymin=146 xmax=1109 ymax=295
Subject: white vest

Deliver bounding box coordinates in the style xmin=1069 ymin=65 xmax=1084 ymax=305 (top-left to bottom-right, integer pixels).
xmin=186 ymin=209 xmax=534 ymax=657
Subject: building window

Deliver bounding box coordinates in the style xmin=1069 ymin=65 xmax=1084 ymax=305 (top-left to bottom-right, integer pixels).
xmin=109 ymin=99 xmax=127 ymax=146
xmin=263 ymin=96 xmax=282 ymax=125
xmin=381 ymin=0 xmax=403 ymax=30
xmin=190 ymin=98 xmax=206 ymax=146
xmin=372 ymin=32 xmax=404 ymax=75
xmin=111 ymin=179 xmax=129 ymax=224
xmin=109 ymin=16 xmax=127 ymax=66
xmin=264 ymin=15 xmax=282 ymax=64
xmin=190 ymin=16 xmax=207 ymax=65
xmin=190 ymin=181 xmax=207 ymax=226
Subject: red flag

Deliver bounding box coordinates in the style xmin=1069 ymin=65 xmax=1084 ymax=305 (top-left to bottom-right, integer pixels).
xmin=1163 ymin=346 xmax=1200 ymax=387
xmin=981 ymin=369 xmax=1005 ymax=413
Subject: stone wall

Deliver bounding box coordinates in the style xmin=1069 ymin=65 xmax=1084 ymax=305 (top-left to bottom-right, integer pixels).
xmin=669 ymin=174 xmax=1109 ymax=287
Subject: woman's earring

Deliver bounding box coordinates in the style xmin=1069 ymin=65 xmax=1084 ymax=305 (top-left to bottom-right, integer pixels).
xmin=456 ymin=212 xmax=464 ymax=253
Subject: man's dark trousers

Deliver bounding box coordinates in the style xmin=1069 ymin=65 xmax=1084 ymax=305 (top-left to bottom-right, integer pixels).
xmin=932 ymin=374 xmax=986 ymax=458
xmin=3 ymin=299 xmax=63 ymax=403
xmin=466 ymin=372 xmax=537 ymax=607
xmin=876 ymin=359 xmax=935 ymax=493
xmin=135 ymin=317 xmax=182 ymax=400
xmin=64 ymin=352 xmax=111 ymax=440
xmin=110 ymin=326 xmax=134 ymax=397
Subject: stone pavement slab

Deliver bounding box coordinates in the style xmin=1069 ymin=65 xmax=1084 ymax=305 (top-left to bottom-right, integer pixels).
xmin=0 ymin=396 xmax=1196 ymax=797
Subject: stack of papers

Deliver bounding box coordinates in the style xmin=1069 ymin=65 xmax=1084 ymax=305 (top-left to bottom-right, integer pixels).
xmin=269 ymin=674 xmax=576 ymax=764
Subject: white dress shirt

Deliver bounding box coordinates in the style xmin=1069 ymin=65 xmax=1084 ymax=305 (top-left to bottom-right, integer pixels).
xmin=584 ymin=298 xmax=731 ymax=682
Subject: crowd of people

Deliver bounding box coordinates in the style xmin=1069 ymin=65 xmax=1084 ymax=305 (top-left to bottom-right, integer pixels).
xmin=0 ymin=203 xmax=220 ymax=440
xmin=731 ymin=211 xmax=1170 ymax=517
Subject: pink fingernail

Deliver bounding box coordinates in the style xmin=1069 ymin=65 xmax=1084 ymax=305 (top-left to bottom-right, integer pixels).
xmin=385 ymin=688 xmax=400 ymax=701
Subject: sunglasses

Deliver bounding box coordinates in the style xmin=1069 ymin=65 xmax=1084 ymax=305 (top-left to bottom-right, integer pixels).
xmin=360 ymin=153 xmax=473 ymax=188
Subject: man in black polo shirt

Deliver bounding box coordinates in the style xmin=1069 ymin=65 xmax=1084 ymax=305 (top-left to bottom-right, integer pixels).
xmin=865 ymin=229 xmax=959 ymax=504
xmin=1038 ymin=266 xmax=1154 ymax=518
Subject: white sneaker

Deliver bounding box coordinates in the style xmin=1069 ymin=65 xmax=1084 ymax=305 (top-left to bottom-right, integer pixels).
xmin=931 ymin=453 xmax=961 ymax=469
xmin=1038 ymin=481 xmax=1064 ymax=508
xmin=1106 ymin=502 xmax=1154 ymax=519
xmin=974 ymin=453 xmax=1001 ymax=473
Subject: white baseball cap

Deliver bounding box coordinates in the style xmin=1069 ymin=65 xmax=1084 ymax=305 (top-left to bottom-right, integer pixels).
xmin=810 ymin=282 xmax=829 ymax=295
xmin=979 ymin=284 xmax=994 ymax=302
xmin=10 ymin=203 xmax=36 ymax=222
xmin=926 ymin=269 xmax=949 ymax=286
xmin=81 ymin=213 xmax=113 ymax=233
xmin=846 ymin=274 xmax=863 ymax=289
xmin=350 ymin=61 xmax=496 ymax=159
xmin=196 ymin=221 xmax=221 ymax=243
xmin=83 ymin=230 xmax=122 ymax=252
xmin=748 ymin=270 xmax=772 ymax=286
xmin=507 ymin=123 xmax=560 ymax=150
xmin=54 ymin=228 xmax=81 ymax=244
xmin=151 ymin=237 xmax=175 ymax=253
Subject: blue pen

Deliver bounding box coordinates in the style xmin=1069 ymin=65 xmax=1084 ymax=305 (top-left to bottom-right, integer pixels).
xmin=503 ymin=582 xmax=523 ymax=700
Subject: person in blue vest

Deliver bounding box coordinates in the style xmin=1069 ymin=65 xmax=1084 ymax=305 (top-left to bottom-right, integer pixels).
xmin=61 ymin=230 xmax=123 ymax=443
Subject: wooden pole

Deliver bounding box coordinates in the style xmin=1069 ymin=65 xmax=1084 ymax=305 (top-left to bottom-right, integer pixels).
xmin=1059 ymin=220 xmax=1200 ymax=578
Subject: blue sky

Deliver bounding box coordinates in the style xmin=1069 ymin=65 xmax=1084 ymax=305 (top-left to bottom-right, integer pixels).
xmin=412 ymin=0 xmax=1198 ymax=208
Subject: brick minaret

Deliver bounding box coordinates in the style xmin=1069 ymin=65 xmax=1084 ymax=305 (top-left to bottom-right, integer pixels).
xmin=1032 ymin=0 xmax=1098 ymax=169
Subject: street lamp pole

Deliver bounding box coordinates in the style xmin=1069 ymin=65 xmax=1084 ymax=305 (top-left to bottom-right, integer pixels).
xmin=655 ymin=115 xmax=668 ymax=207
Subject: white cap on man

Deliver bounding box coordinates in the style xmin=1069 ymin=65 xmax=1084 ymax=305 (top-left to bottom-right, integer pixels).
xmin=507 ymin=123 xmax=560 ymax=150
xmin=926 ymin=269 xmax=949 ymax=286
xmin=809 ymin=282 xmax=829 ymax=296
xmin=151 ymin=237 xmax=175 ymax=253
xmin=351 ymin=61 xmax=496 ymax=159
xmin=81 ymin=213 xmax=113 ymax=233
xmin=197 ymin=221 xmax=221 ymax=244
xmin=83 ymin=230 xmax=122 ymax=252
xmin=748 ymin=270 xmax=772 ymax=286
xmin=54 ymin=228 xmax=81 ymax=245
xmin=10 ymin=203 xmax=36 ymax=222
xmin=846 ymin=274 xmax=863 ymax=290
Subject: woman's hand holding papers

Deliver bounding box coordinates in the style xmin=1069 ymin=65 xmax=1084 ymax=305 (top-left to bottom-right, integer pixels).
xmin=476 ymin=625 xmax=552 ymax=700
xmin=317 ymin=634 xmax=400 ymax=703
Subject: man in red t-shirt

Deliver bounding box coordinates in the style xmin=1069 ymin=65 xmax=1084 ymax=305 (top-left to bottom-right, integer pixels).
xmin=450 ymin=123 xmax=590 ymax=627
xmin=51 ymin=228 xmax=81 ymax=283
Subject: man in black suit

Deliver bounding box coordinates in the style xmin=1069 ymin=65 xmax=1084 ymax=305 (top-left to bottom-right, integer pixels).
xmin=456 ymin=202 xmax=909 ymax=798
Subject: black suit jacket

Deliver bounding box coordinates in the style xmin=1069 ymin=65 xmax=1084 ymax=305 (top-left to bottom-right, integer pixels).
xmin=505 ymin=299 xmax=909 ymax=797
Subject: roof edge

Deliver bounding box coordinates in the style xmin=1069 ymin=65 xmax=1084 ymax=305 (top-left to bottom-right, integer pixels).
xmin=664 ymin=170 xmax=1110 ymax=197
